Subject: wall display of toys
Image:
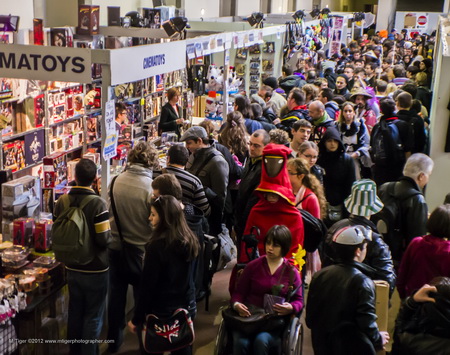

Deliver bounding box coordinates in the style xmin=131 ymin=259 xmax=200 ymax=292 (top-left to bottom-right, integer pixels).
xmin=261 ymin=42 xmax=275 ymax=82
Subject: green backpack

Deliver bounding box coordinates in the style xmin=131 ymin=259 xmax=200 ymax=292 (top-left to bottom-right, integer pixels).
xmin=52 ymin=194 xmax=97 ymax=265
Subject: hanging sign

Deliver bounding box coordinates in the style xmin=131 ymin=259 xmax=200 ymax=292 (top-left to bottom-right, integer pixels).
xmin=329 ymin=16 xmax=344 ymax=57
xmin=110 ymin=40 xmax=187 ymax=85
xmin=0 ymin=44 xmax=91 ymax=83
xmin=186 ymin=43 xmax=196 ymax=59
xmin=102 ymin=100 xmax=118 ymax=160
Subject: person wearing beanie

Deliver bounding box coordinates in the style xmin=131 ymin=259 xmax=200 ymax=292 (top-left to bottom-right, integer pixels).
xmin=321 ymin=179 xmax=396 ymax=295
xmin=317 ymin=127 xmax=356 ymax=225
xmin=307 ymin=225 xmax=390 ymax=354
xmin=333 ymin=74 xmax=351 ymax=100
xmin=262 ymin=76 xmax=278 ymax=90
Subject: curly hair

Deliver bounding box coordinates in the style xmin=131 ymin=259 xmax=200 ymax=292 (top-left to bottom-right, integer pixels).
xmin=269 ymin=129 xmax=290 ymax=146
xmin=287 ymin=158 xmax=327 ymax=218
xmin=127 ymin=141 xmax=159 ymax=169
xmin=199 ymin=119 xmax=216 ymax=140
xmin=302 ymin=84 xmax=319 ymax=102
xmin=218 ymin=111 xmax=249 ymax=157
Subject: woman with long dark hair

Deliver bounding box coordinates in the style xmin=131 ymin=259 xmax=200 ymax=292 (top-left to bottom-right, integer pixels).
xmin=128 ymin=195 xmax=200 ymax=355
xmin=219 ymin=111 xmax=249 ymax=164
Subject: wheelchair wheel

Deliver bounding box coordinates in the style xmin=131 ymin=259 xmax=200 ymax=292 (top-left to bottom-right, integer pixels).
xmin=214 ymin=318 xmax=230 ymax=355
xmin=282 ymin=316 xmax=303 ymax=355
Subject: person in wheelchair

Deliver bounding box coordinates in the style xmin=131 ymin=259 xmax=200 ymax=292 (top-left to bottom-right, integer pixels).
xmin=230 ymin=225 xmax=303 ymax=354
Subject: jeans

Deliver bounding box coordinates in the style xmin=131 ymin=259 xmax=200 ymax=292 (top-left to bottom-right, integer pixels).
xmin=232 ymin=331 xmax=280 ymax=355
xmin=107 ymin=246 xmax=144 ymax=349
xmin=67 ymin=270 xmax=109 ymax=355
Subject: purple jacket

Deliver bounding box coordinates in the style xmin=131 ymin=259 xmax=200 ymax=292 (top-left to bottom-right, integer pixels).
xmin=397 ymin=235 xmax=450 ymax=299
xmin=231 ymin=256 xmax=303 ymax=314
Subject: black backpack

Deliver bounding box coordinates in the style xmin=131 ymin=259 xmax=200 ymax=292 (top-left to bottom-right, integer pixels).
xmin=374 ymin=181 xmax=421 ymax=261
xmin=299 ymin=209 xmax=328 ymax=253
xmin=371 ymin=120 xmax=405 ymax=166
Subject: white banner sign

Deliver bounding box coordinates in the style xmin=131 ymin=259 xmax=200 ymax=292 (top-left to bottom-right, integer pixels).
xmin=110 ymin=41 xmax=187 ymax=85
xmin=0 ymin=44 xmax=92 ymax=83
xmin=103 ymin=100 xmax=118 ymax=160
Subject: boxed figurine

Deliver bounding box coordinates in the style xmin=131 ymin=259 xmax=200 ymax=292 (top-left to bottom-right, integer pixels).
xmin=43 ymin=152 xmax=67 ymax=188
xmin=13 ymin=217 xmax=35 ymax=247
xmin=34 ymin=220 xmax=53 ymax=252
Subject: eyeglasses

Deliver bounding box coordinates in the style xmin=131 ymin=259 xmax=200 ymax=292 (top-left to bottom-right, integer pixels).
xmin=302 ymin=154 xmax=318 ymax=160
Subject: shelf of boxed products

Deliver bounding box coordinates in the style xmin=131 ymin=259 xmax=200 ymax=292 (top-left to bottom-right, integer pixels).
xmin=2 ymin=127 xmax=46 ymax=143
xmin=48 ymin=113 xmax=85 ymax=127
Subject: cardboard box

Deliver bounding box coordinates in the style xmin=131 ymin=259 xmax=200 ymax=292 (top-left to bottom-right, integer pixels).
xmin=34 ymin=220 xmax=52 ymax=252
xmin=375 ymin=280 xmax=389 ymax=355
xmin=43 ymin=153 xmax=67 ymax=188
xmin=13 ymin=217 xmax=35 ymax=247
xmin=77 ymin=5 xmax=100 ymax=35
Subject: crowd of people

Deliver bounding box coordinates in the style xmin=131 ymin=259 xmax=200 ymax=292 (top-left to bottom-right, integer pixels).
xmin=52 ymin=28 xmax=450 ymax=355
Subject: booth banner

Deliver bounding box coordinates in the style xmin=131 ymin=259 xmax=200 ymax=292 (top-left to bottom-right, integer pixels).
xmin=202 ymin=39 xmax=211 ymax=55
xmin=215 ymin=34 xmax=225 ymax=52
xmin=330 ymin=16 xmax=344 ymax=57
xmin=186 ymin=43 xmax=196 ymax=59
xmin=103 ymin=100 xmax=118 ymax=160
xmin=225 ymin=33 xmax=232 ymax=49
xmin=110 ymin=40 xmax=187 ymax=85
xmin=195 ymin=42 xmax=203 ymax=57
xmin=0 ymin=44 xmax=92 ymax=83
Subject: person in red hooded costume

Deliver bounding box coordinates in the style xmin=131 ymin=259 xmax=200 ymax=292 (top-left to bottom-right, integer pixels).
xmin=238 ymin=143 xmax=305 ymax=263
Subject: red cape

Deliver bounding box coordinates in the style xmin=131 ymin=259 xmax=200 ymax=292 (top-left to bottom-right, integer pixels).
xmin=239 ymin=194 xmax=304 ymax=263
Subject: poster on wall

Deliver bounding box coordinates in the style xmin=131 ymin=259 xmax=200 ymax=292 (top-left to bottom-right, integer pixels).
xmin=102 ymin=100 xmax=118 ymax=160
xmin=329 ymin=16 xmax=344 ymax=57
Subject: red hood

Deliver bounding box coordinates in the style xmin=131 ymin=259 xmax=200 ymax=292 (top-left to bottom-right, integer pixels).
xmin=256 ymin=143 xmax=295 ymax=205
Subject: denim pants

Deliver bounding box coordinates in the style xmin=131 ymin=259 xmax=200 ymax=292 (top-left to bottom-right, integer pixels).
xmin=232 ymin=330 xmax=280 ymax=355
xmin=67 ymin=270 xmax=109 ymax=355
xmin=107 ymin=247 xmax=144 ymax=348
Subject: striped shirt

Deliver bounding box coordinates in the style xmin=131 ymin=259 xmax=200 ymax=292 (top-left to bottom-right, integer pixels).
xmin=153 ymin=166 xmax=211 ymax=216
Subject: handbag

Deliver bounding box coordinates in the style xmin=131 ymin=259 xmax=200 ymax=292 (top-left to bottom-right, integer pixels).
xmin=142 ymin=308 xmax=195 ymax=353
xmin=222 ymin=304 xmax=288 ymax=336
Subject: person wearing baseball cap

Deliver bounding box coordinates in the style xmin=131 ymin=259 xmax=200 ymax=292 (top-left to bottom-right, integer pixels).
xmin=307 ymin=224 xmax=390 ymax=355
xmin=321 ymin=179 xmax=396 ymax=295
xmin=181 ymin=125 xmax=229 ymax=236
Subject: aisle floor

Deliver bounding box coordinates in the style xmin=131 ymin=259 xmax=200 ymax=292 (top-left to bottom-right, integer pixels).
xmin=102 ymin=260 xmax=401 ymax=355
xmin=101 ymin=260 xmax=314 ymax=355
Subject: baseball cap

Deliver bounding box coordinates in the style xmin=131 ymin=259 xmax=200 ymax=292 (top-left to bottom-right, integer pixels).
xmin=180 ymin=126 xmax=208 ymax=142
xmin=332 ymin=226 xmax=372 ymax=245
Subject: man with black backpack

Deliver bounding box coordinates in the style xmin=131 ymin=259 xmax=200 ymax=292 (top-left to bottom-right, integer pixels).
xmin=370 ymin=98 xmax=413 ymax=186
xmin=52 ymin=159 xmax=111 ymax=355
xmin=377 ymin=153 xmax=434 ymax=266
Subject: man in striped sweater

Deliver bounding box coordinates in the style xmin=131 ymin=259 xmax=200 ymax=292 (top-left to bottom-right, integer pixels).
xmin=154 ymin=144 xmax=210 ymax=216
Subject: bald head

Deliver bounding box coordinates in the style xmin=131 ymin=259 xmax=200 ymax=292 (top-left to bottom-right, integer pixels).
xmin=308 ymin=100 xmax=325 ymax=120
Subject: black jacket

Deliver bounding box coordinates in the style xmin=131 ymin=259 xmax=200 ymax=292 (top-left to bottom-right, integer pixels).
xmin=396 ymin=109 xmax=426 ymax=153
xmin=306 ymin=261 xmax=383 ymax=355
xmin=322 ymin=216 xmax=396 ymax=296
xmin=378 ymin=176 xmax=428 ymax=248
xmin=393 ymin=292 xmax=450 ymax=354
xmin=317 ymin=128 xmax=356 ymax=206
xmin=159 ymin=102 xmax=182 ymax=138
xmin=279 ymin=75 xmax=306 ymax=94
xmin=254 ymin=116 xmax=276 ymax=132
xmin=234 ymin=157 xmax=262 ymax=238
xmin=278 ymin=107 xmax=309 ymax=137
xmin=132 ymin=238 xmax=196 ymax=325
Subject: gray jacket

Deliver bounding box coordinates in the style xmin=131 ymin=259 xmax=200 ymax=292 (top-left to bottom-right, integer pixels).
xmin=186 ymin=146 xmax=229 ymax=211
xmin=108 ymin=164 xmax=153 ymax=250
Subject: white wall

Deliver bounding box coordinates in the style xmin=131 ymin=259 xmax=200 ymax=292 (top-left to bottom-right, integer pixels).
xmin=184 ymin=0 xmax=220 ymax=19
xmin=320 ymin=0 xmax=341 ymax=11
xmin=236 ymin=0 xmax=260 ymax=16
xmin=1 ymin=0 xmax=35 ymax=30
xmin=426 ymin=17 xmax=450 ymax=211
xmin=271 ymin=0 xmax=289 ymax=14
xmin=296 ymin=0 xmax=314 ymax=11
xmin=376 ymin=0 xmax=397 ymax=32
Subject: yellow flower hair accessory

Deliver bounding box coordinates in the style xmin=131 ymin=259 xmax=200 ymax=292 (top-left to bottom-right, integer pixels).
xmin=292 ymin=244 xmax=306 ymax=272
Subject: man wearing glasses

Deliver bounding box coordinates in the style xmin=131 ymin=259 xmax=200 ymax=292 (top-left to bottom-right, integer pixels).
xmin=234 ymin=129 xmax=270 ymax=242
xmin=115 ymin=101 xmax=128 ymax=137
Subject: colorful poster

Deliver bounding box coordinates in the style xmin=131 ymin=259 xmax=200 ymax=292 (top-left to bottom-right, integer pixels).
xmin=102 ymin=100 xmax=118 ymax=160
xmin=329 ymin=16 xmax=344 ymax=57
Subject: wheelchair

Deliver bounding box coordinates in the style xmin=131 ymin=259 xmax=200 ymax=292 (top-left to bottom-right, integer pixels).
xmin=214 ymin=311 xmax=303 ymax=355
